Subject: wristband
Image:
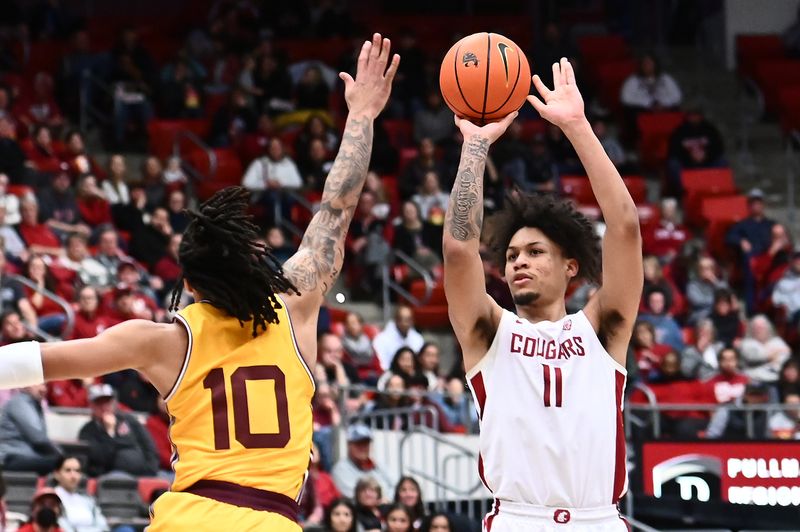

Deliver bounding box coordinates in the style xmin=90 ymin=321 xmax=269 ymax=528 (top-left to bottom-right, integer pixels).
xmin=0 ymin=341 xmax=43 ymax=389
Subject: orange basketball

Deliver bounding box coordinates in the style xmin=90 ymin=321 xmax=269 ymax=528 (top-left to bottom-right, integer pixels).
xmin=439 ymin=32 xmax=531 ymax=125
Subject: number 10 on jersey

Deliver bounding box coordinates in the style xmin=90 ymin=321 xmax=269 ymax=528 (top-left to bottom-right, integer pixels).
xmin=542 ymin=364 xmax=563 ymax=407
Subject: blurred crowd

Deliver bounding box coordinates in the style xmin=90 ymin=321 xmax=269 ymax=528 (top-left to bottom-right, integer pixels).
xmin=0 ymin=0 xmax=796 ymax=531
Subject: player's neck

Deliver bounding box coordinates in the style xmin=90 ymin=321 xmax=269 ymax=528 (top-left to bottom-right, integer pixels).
xmin=514 ymin=301 xmax=567 ymax=323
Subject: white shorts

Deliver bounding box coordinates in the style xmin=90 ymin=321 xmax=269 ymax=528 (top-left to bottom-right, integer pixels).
xmin=482 ymin=500 xmax=629 ymax=532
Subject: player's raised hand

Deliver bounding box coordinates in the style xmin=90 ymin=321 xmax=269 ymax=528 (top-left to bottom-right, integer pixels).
xmin=339 ymin=33 xmax=401 ymax=119
xmin=527 ymin=57 xmax=585 ymax=130
xmin=454 ymin=111 xmax=518 ymax=145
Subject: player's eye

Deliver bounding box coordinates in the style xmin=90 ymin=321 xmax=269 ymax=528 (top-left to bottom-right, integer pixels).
xmin=507 ymin=253 xmax=517 ymax=261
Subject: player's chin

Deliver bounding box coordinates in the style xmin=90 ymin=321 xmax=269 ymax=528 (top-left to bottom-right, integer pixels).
xmin=512 ymin=290 xmax=539 ymax=306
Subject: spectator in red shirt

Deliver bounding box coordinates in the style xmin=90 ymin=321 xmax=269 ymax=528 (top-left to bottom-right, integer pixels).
xmin=61 ymin=130 xmax=102 ymax=179
xmin=643 ymin=198 xmax=688 ymax=263
xmin=632 ymin=320 xmax=673 ymax=380
xmin=71 ymin=285 xmax=113 ymax=340
xmin=145 ymin=397 xmax=172 ymax=473
xmin=642 ymin=255 xmax=681 ymax=316
xmin=641 ymin=350 xmax=708 ymax=438
xmin=22 ymin=254 xmax=67 ymax=334
xmin=18 ymin=195 xmax=65 ymax=258
xmin=704 ymin=347 xmax=749 ymax=404
xmin=13 ymin=72 xmax=63 ymax=132
xmin=106 ymin=283 xmax=154 ymax=323
xmin=75 ymin=174 xmax=111 ymax=227
xmin=25 ymin=125 xmax=64 ymax=176
xmin=47 ymin=376 xmax=94 ymax=408
xmin=17 ymin=488 xmax=65 ymax=532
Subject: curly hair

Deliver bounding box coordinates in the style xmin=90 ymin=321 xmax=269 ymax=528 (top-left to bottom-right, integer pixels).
xmin=169 ymin=186 xmax=298 ymax=337
xmin=485 ymin=192 xmax=602 ymax=284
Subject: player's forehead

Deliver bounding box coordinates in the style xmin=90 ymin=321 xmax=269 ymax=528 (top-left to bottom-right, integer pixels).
xmin=506 ymin=227 xmax=553 ymax=251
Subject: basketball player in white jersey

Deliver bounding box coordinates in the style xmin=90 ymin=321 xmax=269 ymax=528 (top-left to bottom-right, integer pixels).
xmin=443 ymin=58 xmax=643 ymax=531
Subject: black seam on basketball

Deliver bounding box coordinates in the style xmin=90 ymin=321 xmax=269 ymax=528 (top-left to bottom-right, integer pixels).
xmin=481 ymin=33 xmax=492 ymax=125
xmin=453 ymin=43 xmax=482 ymax=115
xmin=486 ymin=46 xmax=524 ymax=116
xmin=441 ymin=90 xmax=471 ymax=119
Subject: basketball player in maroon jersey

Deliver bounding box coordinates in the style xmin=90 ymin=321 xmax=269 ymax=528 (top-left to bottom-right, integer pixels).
xmin=443 ymin=58 xmax=643 ymax=531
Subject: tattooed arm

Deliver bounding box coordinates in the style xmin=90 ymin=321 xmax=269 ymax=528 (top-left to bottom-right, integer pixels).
xmin=443 ymin=113 xmax=517 ymax=373
xmin=281 ymin=33 xmax=399 ymax=364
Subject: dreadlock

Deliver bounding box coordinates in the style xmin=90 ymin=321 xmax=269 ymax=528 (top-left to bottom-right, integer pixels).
xmin=486 ymin=191 xmax=602 ymax=284
xmin=169 ymin=186 xmax=299 ymax=337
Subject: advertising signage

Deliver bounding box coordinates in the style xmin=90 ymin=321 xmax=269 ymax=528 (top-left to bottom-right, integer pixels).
xmin=642 ymin=441 xmax=800 ymax=507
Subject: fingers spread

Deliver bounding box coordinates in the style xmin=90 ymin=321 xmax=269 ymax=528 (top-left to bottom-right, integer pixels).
xmin=527 ymin=94 xmax=546 ymax=114
xmin=532 ymin=74 xmax=551 ymax=100
xmin=357 ymin=40 xmax=370 ymax=74
xmin=384 ymin=53 xmax=401 ymax=82
xmin=561 ymin=57 xmax=575 ymax=85
xmin=552 ymin=61 xmax=562 ymax=88
xmin=369 ymin=33 xmax=381 ymax=64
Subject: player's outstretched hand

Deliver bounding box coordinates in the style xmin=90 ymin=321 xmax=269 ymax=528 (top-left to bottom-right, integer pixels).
xmin=339 ymin=33 xmax=401 ymax=120
xmin=527 ymin=57 xmax=585 ymax=130
xmin=454 ymin=111 xmax=518 ymax=145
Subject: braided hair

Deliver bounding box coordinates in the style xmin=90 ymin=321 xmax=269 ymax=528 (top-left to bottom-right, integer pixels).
xmin=169 ymin=187 xmax=298 ymax=336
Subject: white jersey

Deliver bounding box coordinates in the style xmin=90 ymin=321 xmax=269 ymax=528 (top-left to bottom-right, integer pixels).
xmin=466 ymin=309 xmax=628 ymax=511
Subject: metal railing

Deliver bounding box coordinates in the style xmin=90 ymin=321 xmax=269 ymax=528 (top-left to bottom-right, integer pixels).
xmin=274 ymin=190 xmax=316 ymax=239
xmin=381 ymin=249 xmax=434 ymax=323
xmin=173 ymin=129 xmax=217 ymax=183
xmin=9 ymin=273 xmax=75 ymax=340
xmin=79 ymin=70 xmax=115 ymax=133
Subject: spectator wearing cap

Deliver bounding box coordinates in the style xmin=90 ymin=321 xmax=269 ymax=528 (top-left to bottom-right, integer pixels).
xmin=725 ymin=188 xmax=776 ymax=311
xmin=373 ymin=306 xmax=425 ymax=371
xmin=331 ymin=424 xmax=395 ymax=499
xmin=105 ymin=283 xmax=153 ymax=324
xmin=666 ymin=105 xmax=725 ymax=195
xmin=112 ymin=259 xmax=160 ymax=312
xmin=77 ymin=384 xmax=158 ymax=477
xmin=0 ymin=384 xmax=61 ymax=475
xmin=17 ymin=487 xmax=64 ymax=532
xmin=771 ymin=249 xmax=800 ymax=327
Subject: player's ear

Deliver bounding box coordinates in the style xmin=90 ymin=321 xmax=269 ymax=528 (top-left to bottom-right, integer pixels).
xmin=565 ymin=258 xmax=579 ymax=280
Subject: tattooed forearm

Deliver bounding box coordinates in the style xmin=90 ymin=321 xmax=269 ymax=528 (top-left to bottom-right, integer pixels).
xmin=284 ymin=115 xmax=373 ymax=295
xmin=444 ymin=136 xmax=490 ymax=241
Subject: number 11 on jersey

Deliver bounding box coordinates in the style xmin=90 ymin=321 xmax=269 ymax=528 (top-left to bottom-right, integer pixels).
xmin=542 ymin=364 xmax=563 ymax=407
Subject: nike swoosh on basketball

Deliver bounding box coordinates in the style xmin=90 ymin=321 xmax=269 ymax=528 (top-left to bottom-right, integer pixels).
xmin=497 ymin=43 xmax=511 ymax=84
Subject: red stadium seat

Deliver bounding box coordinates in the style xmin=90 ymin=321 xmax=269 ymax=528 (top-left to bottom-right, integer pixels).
xmin=736 ymin=34 xmax=786 ymax=79
xmin=577 ymin=35 xmax=629 ymax=63
xmin=398 ymin=147 xmax=419 ymax=174
xmin=412 ymin=305 xmax=450 ymax=329
xmin=681 ymin=168 xmax=737 ymax=227
xmin=147 ymin=119 xmax=211 ymax=160
xmin=637 ymin=112 xmax=685 ymax=169
xmin=137 ymin=477 xmax=170 ymax=506
xmin=753 ymin=60 xmax=800 ymax=115
xmin=518 ymin=120 xmax=547 ymax=142
xmin=560 ymin=176 xmax=597 ymax=206
xmin=593 ymin=59 xmax=637 ymax=112
xmin=701 ymin=194 xmax=748 ymax=224
xmin=778 ymin=85 xmax=800 ymax=132
xmin=622 ymin=175 xmax=647 ymax=204
xmin=383 ymin=119 xmax=413 ymax=150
